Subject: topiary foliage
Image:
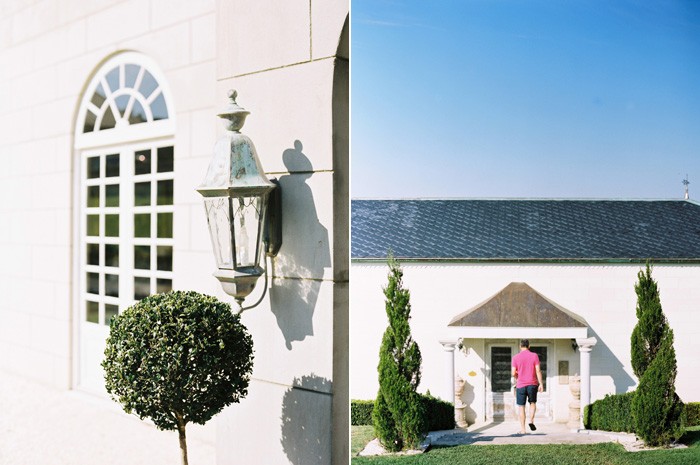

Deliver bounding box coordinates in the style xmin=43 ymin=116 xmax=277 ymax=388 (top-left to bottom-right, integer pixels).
xmin=373 ymin=255 xmax=426 ymax=451
xmin=583 ymin=392 xmax=636 ymax=433
xmin=631 ymin=263 xmax=666 ymax=379
xmin=632 ymin=327 xmax=685 ymax=446
xmin=102 ymin=291 xmax=254 ymax=465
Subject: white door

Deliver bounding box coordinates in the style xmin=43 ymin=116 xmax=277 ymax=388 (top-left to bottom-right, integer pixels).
xmin=486 ymin=342 xmax=551 ymax=421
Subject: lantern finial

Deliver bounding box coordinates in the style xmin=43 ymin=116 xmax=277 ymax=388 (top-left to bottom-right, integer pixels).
xmin=218 ymin=89 xmax=250 ymax=132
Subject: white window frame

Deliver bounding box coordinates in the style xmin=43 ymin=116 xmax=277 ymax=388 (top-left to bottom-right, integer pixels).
xmin=72 ymin=52 xmax=176 ymax=392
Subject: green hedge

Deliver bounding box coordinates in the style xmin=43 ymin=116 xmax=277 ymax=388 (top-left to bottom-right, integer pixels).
xmin=584 ymin=392 xmax=636 ymax=433
xmin=420 ymin=393 xmax=455 ymax=431
xmin=351 ymin=395 xmax=455 ymax=430
xmin=686 ymin=402 xmax=700 ymax=427
xmin=351 ymin=400 xmax=375 ymax=426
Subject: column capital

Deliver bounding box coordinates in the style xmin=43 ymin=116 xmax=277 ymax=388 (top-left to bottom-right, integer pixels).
xmin=439 ymin=340 xmax=457 ymax=351
xmin=576 ymin=337 xmax=597 ymax=352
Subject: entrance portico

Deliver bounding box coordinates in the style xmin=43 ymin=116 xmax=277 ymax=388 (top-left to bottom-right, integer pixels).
xmin=440 ymin=282 xmax=596 ymax=427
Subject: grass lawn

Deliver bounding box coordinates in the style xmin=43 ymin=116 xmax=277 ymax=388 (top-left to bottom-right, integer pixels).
xmin=352 ymin=425 xmax=376 ymax=456
xmin=351 ymin=426 xmax=700 ymax=465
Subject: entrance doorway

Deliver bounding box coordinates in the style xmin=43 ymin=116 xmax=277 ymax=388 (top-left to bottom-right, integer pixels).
xmin=486 ymin=342 xmax=551 ymax=421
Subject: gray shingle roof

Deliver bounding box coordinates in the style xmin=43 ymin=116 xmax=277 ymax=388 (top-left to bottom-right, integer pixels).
xmin=351 ymin=199 xmax=700 ymax=262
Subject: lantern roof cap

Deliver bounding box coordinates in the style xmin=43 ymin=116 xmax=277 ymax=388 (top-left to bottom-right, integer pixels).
xmin=218 ymin=90 xmax=250 ymax=131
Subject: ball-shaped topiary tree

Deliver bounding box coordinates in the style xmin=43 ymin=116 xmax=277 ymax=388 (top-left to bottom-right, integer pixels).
xmin=102 ymin=291 xmax=254 ymax=465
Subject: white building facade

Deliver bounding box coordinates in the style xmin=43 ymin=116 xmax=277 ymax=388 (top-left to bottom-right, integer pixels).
xmin=0 ymin=1 xmax=348 ymax=463
xmin=351 ymin=199 xmax=700 ymax=427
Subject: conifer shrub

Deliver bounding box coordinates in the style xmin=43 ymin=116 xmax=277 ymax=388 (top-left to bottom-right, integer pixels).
xmin=351 ymin=400 xmax=375 ymax=426
xmin=632 ymin=329 xmax=685 ymax=446
xmin=373 ymin=255 xmax=427 ymax=451
xmin=629 ymin=263 xmax=684 ymax=447
xmin=102 ymin=291 xmax=254 ymax=465
xmin=583 ymin=392 xmax=635 ymax=432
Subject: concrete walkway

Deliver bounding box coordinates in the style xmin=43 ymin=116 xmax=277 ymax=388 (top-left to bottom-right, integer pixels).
xmin=428 ymin=421 xmax=634 ymax=447
xmin=0 ymin=371 xmax=216 ymax=465
xmin=360 ymin=421 xmax=637 ymax=456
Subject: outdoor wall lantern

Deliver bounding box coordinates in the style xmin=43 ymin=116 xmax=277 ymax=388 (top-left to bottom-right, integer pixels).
xmin=197 ymin=90 xmax=282 ymax=312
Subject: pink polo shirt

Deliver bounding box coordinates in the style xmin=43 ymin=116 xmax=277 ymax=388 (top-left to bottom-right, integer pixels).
xmin=512 ymin=350 xmax=540 ymax=388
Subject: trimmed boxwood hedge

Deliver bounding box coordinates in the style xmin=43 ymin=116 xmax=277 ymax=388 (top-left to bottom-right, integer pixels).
xmin=351 ymin=395 xmax=455 ymax=431
xmin=351 ymin=400 xmax=375 ymax=426
xmin=584 ymin=392 xmax=636 ymax=433
xmin=420 ymin=393 xmax=455 ymax=431
xmin=687 ymin=402 xmax=700 ymax=427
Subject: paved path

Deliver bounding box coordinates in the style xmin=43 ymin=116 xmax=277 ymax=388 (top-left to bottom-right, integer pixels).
xmin=0 ymin=371 xmax=216 ymax=465
xmin=360 ymin=421 xmax=637 ymax=456
xmin=428 ymin=421 xmax=634 ymax=447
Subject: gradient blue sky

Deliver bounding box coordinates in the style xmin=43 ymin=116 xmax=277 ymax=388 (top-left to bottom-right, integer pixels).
xmin=352 ymin=0 xmax=700 ymax=199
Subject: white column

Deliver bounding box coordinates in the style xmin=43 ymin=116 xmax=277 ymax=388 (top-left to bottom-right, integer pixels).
xmin=576 ymin=337 xmax=597 ymax=430
xmin=439 ymin=341 xmax=456 ymax=403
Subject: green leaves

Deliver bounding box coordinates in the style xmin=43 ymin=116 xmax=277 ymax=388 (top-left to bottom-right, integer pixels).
xmin=102 ymin=291 xmax=254 ymax=431
xmin=629 ymin=263 xmax=684 ymax=446
xmin=375 ymin=255 xmax=426 ymax=451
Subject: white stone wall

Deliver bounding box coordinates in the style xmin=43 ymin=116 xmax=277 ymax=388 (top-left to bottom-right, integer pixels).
xmin=351 ymin=262 xmax=700 ymax=423
xmin=0 ymin=0 xmax=219 ymax=388
xmin=0 ymin=1 xmax=347 ymax=463
xmin=214 ymin=2 xmax=348 ymax=464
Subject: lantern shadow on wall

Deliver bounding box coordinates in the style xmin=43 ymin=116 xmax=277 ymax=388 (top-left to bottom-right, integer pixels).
xmin=270 ymin=141 xmax=331 ymax=350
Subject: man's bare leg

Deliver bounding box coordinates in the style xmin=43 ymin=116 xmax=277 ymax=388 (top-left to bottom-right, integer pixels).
xmin=529 ymin=402 xmax=537 ymax=424
xmin=518 ymin=405 xmax=526 ymax=433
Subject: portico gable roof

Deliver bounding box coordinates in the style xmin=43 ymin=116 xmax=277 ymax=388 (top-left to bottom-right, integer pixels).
xmin=447 ymin=282 xmax=588 ymax=339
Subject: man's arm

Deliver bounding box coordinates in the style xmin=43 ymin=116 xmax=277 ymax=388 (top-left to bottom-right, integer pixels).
xmin=536 ymin=364 xmax=543 ymax=392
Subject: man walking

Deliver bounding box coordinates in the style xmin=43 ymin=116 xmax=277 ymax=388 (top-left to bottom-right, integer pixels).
xmin=511 ymin=339 xmax=543 ymax=434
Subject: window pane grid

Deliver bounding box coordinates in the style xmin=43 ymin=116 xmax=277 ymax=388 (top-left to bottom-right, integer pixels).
xmin=81 ymin=144 xmax=174 ymax=326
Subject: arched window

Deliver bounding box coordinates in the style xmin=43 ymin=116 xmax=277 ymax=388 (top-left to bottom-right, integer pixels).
xmin=74 ymin=52 xmax=175 ymax=393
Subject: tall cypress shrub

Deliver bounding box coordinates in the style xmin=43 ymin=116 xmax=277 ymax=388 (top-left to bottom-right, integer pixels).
xmin=373 ymin=255 xmax=426 ymax=451
xmin=630 ymin=263 xmax=684 ymax=446
xmin=631 ymin=263 xmax=665 ymax=379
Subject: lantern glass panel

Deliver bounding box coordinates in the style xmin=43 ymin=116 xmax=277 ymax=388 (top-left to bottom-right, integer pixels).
xmin=204 ymin=197 xmax=233 ymax=269
xmin=232 ymin=195 xmax=263 ymax=268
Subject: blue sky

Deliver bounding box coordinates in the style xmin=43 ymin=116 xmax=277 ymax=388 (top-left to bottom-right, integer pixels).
xmin=351 ymin=0 xmax=700 ymax=198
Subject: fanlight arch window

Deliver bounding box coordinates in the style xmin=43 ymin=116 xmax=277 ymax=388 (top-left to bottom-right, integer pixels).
xmin=75 ymin=52 xmax=175 ymax=149
xmin=74 ymin=52 xmax=176 ymax=392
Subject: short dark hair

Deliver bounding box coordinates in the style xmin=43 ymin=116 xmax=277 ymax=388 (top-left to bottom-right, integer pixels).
xmin=520 ymin=339 xmax=530 ymax=348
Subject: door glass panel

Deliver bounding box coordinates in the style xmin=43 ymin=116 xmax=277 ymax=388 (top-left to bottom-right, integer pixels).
xmin=157 ymin=146 xmax=173 ymax=173
xmin=87 ymin=243 xmax=99 ymax=265
xmin=105 ymin=154 xmax=119 ymax=177
xmin=105 ymin=215 xmax=119 ymax=237
xmin=135 ymin=182 xmax=151 ymax=206
xmin=87 ymin=272 xmax=99 ymax=295
xmin=135 ymin=149 xmax=151 ymax=175
xmin=87 ymin=215 xmax=99 ymax=236
xmin=157 ymin=180 xmax=173 ymax=205
xmin=86 ymin=301 xmax=99 ymax=323
xmin=105 ymin=304 xmax=119 ymax=326
xmin=105 ymin=244 xmax=119 ymax=267
xmin=531 ymin=346 xmax=548 ymax=391
xmin=491 ymin=347 xmax=512 ymax=392
xmin=157 ymin=212 xmax=172 ymax=238
xmin=87 ymin=157 xmax=100 ymax=179
xmin=134 ymin=277 xmax=150 ymax=300
xmin=157 ymin=278 xmax=172 ymax=294
xmin=134 ymin=213 xmax=151 ymax=237
xmin=87 ymin=186 xmax=100 ymax=207
xmin=134 ymin=245 xmax=150 ymax=269
xmin=105 ymin=184 xmax=119 ymax=207
xmin=105 ymin=274 xmax=119 ymax=298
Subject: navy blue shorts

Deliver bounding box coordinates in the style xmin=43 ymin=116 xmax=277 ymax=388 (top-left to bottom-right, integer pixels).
xmin=516 ymin=385 xmax=538 ymax=406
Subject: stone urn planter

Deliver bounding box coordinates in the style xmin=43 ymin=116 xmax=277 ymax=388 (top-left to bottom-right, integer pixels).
xmin=454 ymin=376 xmax=468 ymax=428
xmin=567 ymin=375 xmax=581 ymax=430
